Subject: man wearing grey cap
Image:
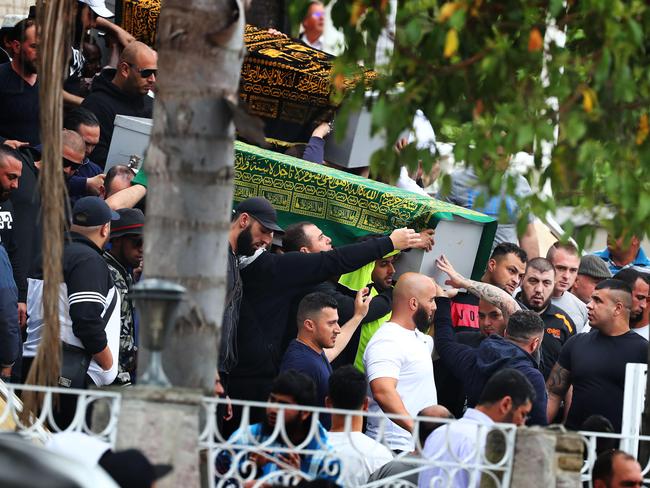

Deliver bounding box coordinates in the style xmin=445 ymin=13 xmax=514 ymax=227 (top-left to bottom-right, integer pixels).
xmin=24 ymin=197 xmax=121 ymax=425
xmin=572 ymin=255 xmax=612 ymax=305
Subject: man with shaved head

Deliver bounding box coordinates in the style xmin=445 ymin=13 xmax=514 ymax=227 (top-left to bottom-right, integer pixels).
xmin=82 ymin=41 xmax=156 ymax=168
xmin=546 ymin=279 xmax=647 ymax=431
xmin=363 ymin=272 xmax=441 ymax=452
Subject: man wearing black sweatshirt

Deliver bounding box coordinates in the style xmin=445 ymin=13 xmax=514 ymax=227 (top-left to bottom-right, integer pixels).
xmin=82 ymin=41 xmax=156 ymax=168
xmin=224 ymin=220 xmax=422 ymax=433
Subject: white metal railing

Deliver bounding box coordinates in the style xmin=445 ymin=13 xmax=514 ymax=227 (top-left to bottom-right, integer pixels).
xmin=577 ymin=429 xmax=650 ymax=487
xmin=199 ymin=397 xmax=518 ymax=488
xmin=0 ymin=382 xmax=121 ymax=446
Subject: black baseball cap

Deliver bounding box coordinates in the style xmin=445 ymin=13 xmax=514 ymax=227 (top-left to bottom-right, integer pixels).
xmin=235 ymin=197 xmax=283 ymax=232
xmin=72 ymin=196 xmax=120 ymax=227
xmin=110 ymin=208 xmax=144 ymax=238
xmin=99 ymin=449 xmax=172 ymax=487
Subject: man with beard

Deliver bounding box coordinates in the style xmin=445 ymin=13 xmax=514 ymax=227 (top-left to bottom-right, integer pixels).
xmin=516 ymin=257 xmax=576 ymax=379
xmin=451 ymin=242 xmax=527 ymax=332
xmin=0 ymin=147 xmax=25 ymax=325
xmin=220 ymin=197 xmax=283 ymax=391
xmin=225 ymin=209 xmax=422 ymax=437
xmin=546 ymin=279 xmax=647 ymax=431
xmin=0 ymin=149 xmax=21 ymax=381
xmin=216 ymin=370 xmax=340 ymax=484
xmin=548 ymin=242 xmax=589 ymax=332
xmin=103 ymin=208 xmax=144 ymax=385
xmin=434 ymin=255 xmax=549 ymax=425
xmin=0 ymin=18 xmax=39 ymax=148
xmin=363 ymin=272 xmax=440 ymax=452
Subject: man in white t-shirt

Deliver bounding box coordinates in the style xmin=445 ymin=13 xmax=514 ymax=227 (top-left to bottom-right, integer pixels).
xmin=547 ymin=241 xmax=589 ymax=332
xmin=325 ymin=365 xmax=393 ymax=486
xmin=363 ymin=272 xmax=440 ymax=452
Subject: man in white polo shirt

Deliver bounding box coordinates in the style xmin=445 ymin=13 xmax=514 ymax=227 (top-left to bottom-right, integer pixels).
xmin=363 ymin=272 xmax=440 ymax=452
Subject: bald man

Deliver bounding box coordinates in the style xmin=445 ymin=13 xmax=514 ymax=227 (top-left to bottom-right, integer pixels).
xmin=62 ymin=129 xmax=86 ymax=179
xmin=82 ymin=41 xmax=157 ymax=168
xmin=363 ymin=272 xmax=442 ymax=452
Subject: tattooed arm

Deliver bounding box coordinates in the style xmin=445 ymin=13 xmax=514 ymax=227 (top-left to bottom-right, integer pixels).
xmin=435 ymin=255 xmax=521 ymax=320
xmin=546 ymin=362 xmax=572 ymax=423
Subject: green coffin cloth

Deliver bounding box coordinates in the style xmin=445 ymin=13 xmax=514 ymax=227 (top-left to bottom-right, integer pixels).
xmin=234 ymin=141 xmax=497 ymax=280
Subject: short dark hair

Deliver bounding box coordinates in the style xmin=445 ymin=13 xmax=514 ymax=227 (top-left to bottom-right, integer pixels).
xmin=8 ymin=18 xmax=35 ymax=43
xmin=596 ymin=278 xmax=633 ymax=295
xmin=296 ymin=292 xmax=338 ymax=328
xmin=526 ymin=257 xmax=555 ymax=275
xmin=505 ymin=310 xmax=545 ymax=342
xmin=104 ymin=164 xmax=135 ymax=195
xmin=63 ymin=107 xmax=100 ymax=131
xmin=478 ymin=368 xmax=536 ymax=408
xmin=282 ymin=222 xmax=313 ymax=252
xmin=490 ymin=242 xmax=528 ymax=264
xmin=613 ymin=268 xmax=646 ymax=289
xmin=0 ymin=145 xmax=21 ymax=167
xmin=546 ymin=241 xmax=579 ymax=261
xmin=592 ymin=450 xmax=638 ymax=485
xmin=271 ymin=370 xmax=317 ymax=407
xmin=328 ymin=365 xmax=367 ymax=410
xmin=595 ymin=278 xmax=633 ymax=308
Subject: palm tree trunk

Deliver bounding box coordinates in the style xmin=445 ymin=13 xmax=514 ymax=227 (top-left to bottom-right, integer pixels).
xmin=143 ymin=0 xmax=245 ymax=392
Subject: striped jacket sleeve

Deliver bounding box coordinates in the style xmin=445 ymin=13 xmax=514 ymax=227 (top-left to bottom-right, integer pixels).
xmin=66 ymin=255 xmax=110 ymax=354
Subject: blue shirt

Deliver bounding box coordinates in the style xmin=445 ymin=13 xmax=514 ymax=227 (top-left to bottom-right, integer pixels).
xmin=592 ymin=247 xmax=650 ymax=274
xmin=216 ymin=421 xmax=340 ymax=484
xmin=68 ymin=157 xmax=103 ymax=205
xmin=280 ymin=340 xmax=332 ymax=406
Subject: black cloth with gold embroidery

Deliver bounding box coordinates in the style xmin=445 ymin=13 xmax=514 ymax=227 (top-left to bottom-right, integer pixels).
xmin=241 ymin=25 xmax=340 ymax=144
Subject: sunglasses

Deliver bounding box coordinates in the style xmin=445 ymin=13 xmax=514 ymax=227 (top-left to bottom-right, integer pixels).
xmin=126 ymin=63 xmax=157 ymax=79
xmin=311 ymin=11 xmax=324 ymax=19
xmin=63 ymin=157 xmax=82 ymax=172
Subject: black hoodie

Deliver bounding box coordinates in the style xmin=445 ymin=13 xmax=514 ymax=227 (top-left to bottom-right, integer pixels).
xmin=81 ymin=69 xmax=153 ymax=169
xmin=434 ymin=297 xmax=548 ymax=426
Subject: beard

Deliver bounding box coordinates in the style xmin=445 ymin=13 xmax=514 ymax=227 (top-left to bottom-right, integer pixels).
xmin=522 ymin=293 xmax=551 ymax=313
xmin=236 ymin=226 xmax=256 ymax=257
xmin=413 ymin=306 xmax=433 ymax=333
xmin=630 ymin=310 xmax=644 ymax=327
xmin=21 ymin=58 xmax=37 ymax=75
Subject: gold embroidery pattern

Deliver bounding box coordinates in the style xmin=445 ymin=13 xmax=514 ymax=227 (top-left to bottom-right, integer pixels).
xmin=233 ymin=141 xmax=494 ymax=243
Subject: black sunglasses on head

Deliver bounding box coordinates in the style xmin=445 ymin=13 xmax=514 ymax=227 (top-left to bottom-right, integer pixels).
xmin=126 ymin=62 xmax=157 ymax=78
xmin=63 ymin=157 xmax=81 ymax=170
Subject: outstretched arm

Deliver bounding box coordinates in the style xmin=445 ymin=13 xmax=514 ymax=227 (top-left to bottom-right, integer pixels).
xmin=436 ymin=255 xmax=521 ymax=320
xmin=325 ymin=288 xmax=372 ymax=362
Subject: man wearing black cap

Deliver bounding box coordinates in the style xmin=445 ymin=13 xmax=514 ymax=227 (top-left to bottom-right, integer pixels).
xmin=104 ymin=208 xmax=144 ymax=385
xmin=224 ymin=196 xmax=423 ymax=434
xmin=24 ymin=197 xmax=122 ymax=397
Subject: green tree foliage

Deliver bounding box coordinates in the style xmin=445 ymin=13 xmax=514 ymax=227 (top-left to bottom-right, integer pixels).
xmin=315 ymin=0 xmax=650 ymax=244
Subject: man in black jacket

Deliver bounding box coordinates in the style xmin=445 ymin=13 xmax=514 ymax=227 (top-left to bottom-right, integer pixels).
xmin=224 ymin=219 xmax=422 ymax=433
xmin=82 ymin=41 xmax=156 ymax=168
xmin=23 ymin=197 xmax=121 ymax=389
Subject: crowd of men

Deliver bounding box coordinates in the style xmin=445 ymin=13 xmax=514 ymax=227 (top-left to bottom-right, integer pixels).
xmin=0 ymin=0 xmax=648 ymax=486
